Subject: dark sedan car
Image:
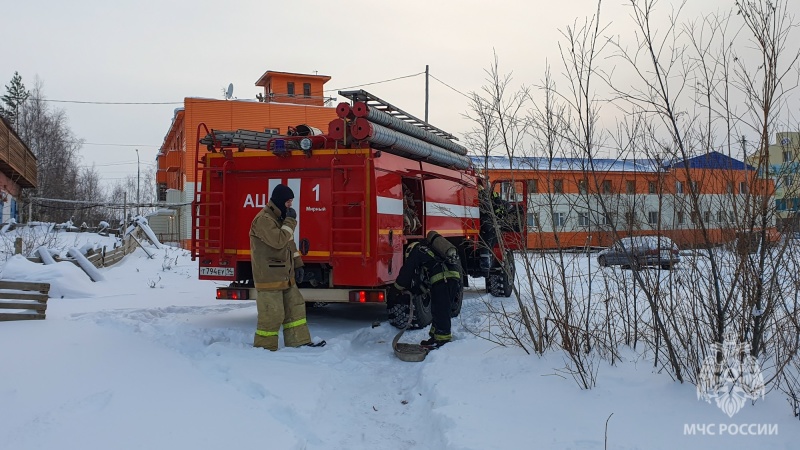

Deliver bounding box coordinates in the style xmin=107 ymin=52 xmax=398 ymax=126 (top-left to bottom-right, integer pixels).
xmin=597 ymin=236 xmax=680 ymax=269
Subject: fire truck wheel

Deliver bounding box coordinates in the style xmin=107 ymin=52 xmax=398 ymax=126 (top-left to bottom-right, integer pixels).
xmin=487 ymin=251 xmax=515 ymax=298
xmin=387 ymin=293 xmax=433 ymax=329
xmin=487 ymin=272 xmax=513 ymax=297
xmin=502 ymin=250 xmax=515 ymax=297
xmin=487 ymin=273 xmax=503 ymax=297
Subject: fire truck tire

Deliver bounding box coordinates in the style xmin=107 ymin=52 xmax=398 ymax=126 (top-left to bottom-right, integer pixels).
xmin=387 ymin=293 xmax=433 ymax=329
xmin=487 ymin=251 xmax=515 ymax=298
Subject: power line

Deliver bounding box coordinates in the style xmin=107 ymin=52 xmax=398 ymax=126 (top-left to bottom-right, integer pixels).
xmin=80 ymin=161 xmax=155 ymax=168
xmin=82 ymin=142 xmax=160 ymax=148
xmin=35 ymin=98 xmax=182 ymax=105
xmin=428 ymin=73 xmax=473 ymax=100
xmin=325 ymin=72 xmax=425 ymax=93
xmin=28 ymin=72 xmax=427 ymax=106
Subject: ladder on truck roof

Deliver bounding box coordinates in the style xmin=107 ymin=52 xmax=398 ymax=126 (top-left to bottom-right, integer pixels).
xmin=338 ymin=89 xmax=459 ymax=141
xmin=330 ymin=157 xmax=368 ymax=264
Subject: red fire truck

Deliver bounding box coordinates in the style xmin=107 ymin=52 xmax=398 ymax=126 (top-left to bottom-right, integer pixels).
xmin=192 ymin=90 xmax=525 ymax=327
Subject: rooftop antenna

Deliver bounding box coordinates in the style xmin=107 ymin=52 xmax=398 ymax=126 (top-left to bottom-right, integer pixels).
xmin=225 ymin=83 xmax=234 ymax=100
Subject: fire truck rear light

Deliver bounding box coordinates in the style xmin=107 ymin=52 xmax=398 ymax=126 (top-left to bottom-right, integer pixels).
xmin=348 ymin=290 xmax=386 ymax=303
xmin=216 ymin=288 xmax=250 ymax=300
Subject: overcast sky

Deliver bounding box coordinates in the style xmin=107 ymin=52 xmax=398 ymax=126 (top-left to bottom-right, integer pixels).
xmin=4 ymin=0 xmax=799 ymax=186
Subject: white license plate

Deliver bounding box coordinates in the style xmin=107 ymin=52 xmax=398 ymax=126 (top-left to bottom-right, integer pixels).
xmin=200 ymin=267 xmax=234 ymax=277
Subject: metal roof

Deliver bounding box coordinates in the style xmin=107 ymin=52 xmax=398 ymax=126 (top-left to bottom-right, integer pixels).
xmin=472 ymin=151 xmax=752 ymax=172
xmin=470 ymin=156 xmax=660 ymax=172
xmin=663 ymin=151 xmax=754 ymax=171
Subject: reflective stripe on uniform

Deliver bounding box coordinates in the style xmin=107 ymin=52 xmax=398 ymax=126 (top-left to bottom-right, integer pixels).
xmin=256 ymin=329 xmax=279 ymax=337
xmin=283 ymin=318 xmax=307 ymax=329
xmin=293 ymin=252 xmax=301 ymax=258
xmin=281 ymin=225 xmax=294 ymax=234
xmin=430 ymin=270 xmax=462 ymax=284
xmin=428 ymin=326 xmax=451 ymax=341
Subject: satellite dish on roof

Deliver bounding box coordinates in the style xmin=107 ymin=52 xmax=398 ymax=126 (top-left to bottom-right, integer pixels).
xmin=225 ymin=83 xmax=234 ymax=100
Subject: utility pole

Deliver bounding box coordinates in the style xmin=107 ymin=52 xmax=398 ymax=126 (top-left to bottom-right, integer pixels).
xmin=135 ymin=148 xmax=140 ymax=217
xmin=425 ymin=64 xmax=429 ymax=123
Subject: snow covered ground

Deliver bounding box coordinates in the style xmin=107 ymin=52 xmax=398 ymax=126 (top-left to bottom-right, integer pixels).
xmin=0 ymin=231 xmax=797 ymax=449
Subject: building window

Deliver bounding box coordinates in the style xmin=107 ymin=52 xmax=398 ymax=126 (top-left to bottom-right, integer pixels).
xmin=690 ymin=181 xmax=699 ymax=194
xmin=784 ymin=151 xmax=792 ymax=163
xmin=528 ymin=179 xmax=538 ymax=194
xmin=578 ymin=212 xmax=590 ymax=227
xmin=727 ymin=181 xmax=734 ymax=194
xmin=677 ymin=210 xmax=685 ymax=224
xmin=602 ymin=212 xmax=613 ymax=226
xmin=578 ymin=178 xmax=588 ymax=194
xmin=648 ymin=181 xmax=657 ymax=194
xmin=784 ymin=176 xmax=794 ymax=188
xmin=740 ymin=182 xmax=749 ymax=194
xmin=287 ymin=82 xmax=295 ymax=97
xmin=625 ymin=211 xmax=635 ymax=228
xmin=717 ymin=211 xmax=725 ymax=223
xmin=648 ymin=211 xmax=660 ymax=225
xmin=527 ymin=211 xmax=540 ymax=228
xmin=303 ymin=83 xmax=311 ymax=98
xmin=553 ymin=211 xmax=566 ymax=228
xmin=704 ymin=210 xmax=711 ymax=223
xmin=729 ymin=211 xmax=735 ymax=223
xmin=553 ymin=179 xmax=564 ymax=194
xmin=626 ymin=180 xmax=636 ymax=194
xmin=676 ymin=181 xmax=684 ymax=194
xmin=602 ymin=180 xmax=612 ymax=194
xmin=691 ymin=211 xmax=700 ymax=224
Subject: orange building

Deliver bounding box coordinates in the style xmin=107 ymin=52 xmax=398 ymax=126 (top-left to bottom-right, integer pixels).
xmin=482 ymin=152 xmax=774 ymax=249
xmin=155 ymin=70 xmax=338 ymax=246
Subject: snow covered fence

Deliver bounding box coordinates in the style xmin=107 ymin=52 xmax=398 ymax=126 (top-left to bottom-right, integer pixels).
xmin=0 ymin=280 xmax=50 ymax=321
xmin=18 ymin=222 xmax=162 ymax=282
xmin=27 ymin=244 xmax=128 ymax=269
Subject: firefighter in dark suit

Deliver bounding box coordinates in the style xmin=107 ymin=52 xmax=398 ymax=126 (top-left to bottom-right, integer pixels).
xmin=391 ymin=231 xmax=463 ymax=349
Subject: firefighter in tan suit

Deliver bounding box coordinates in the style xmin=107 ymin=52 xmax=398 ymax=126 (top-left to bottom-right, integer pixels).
xmin=250 ymin=184 xmax=324 ymax=350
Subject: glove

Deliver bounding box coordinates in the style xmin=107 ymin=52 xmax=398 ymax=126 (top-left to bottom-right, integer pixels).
xmin=286 ymin=207 xmax=297 ymax=219
xmin=295 ymin=267 xmax=304 ymax=284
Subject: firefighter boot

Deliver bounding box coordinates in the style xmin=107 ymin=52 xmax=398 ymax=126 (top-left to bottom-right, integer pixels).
xmin=420 ymin=336 xmax=449 ymax=349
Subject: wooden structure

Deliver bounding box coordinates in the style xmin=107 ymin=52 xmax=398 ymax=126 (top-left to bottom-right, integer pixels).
xmin=0 ymin=116 xmax=37 ymax=222
xmin=0 ymin=280 xmax=50 ymax=321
